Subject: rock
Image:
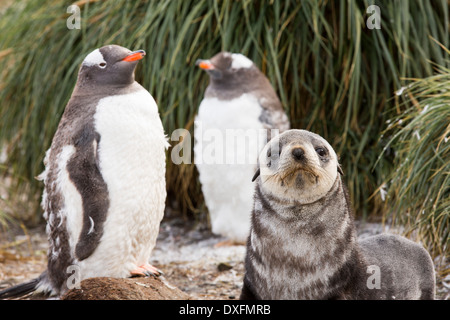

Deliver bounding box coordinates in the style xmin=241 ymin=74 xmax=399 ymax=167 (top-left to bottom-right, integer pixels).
xmin=217 ymin=262 xmax=233 ymax=272
xmin=62 ymin=276 xmax=191 ymax=300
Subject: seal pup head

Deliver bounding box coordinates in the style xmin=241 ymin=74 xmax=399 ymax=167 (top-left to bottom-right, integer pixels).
xmin=76 ymin=44 xmax=146 ymax=89
xmin=253 ymin=129 xmax=343 ymax=204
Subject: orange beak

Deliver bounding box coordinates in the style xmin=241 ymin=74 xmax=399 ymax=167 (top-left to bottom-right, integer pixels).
xmin=196 ymin=59 xmax=214 ymax=70
xmin=122 ymin=50 xmax=146 ymax=62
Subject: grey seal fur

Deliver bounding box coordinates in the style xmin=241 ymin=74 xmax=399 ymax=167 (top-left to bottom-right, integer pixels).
xmin=241 ymin=129 xmax=435 ymax=300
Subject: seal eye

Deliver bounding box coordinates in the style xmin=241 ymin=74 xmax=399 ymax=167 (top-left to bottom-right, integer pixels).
xmin=315 ymin=147 xmax=327 ymax=157
xmin=99 ymin=62 xmax=107 ymax=69
xmin=267 ymin=144 xmax=282 ymax=159
xmin=266 ymin=149 xmax=272 ymax=168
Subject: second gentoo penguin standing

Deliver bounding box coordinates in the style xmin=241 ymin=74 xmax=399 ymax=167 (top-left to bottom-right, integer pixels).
xmin=0 ymin=45 xmax=168 ymax=299
xmin=194 ymin=52 xmax=290 ymax=244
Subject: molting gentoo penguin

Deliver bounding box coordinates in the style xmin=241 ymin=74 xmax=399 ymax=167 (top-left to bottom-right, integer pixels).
xmin=194 ymin=52 xmax=290 ymax=244
xmin=0 ymin=45 xmax=169 ymax=299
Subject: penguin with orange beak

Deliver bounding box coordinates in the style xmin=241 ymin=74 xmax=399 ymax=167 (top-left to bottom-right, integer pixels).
xmin=0 ymin=45 xmax=168 ymax=299
xmin=194 ymin=52 xmax=290 ymax=245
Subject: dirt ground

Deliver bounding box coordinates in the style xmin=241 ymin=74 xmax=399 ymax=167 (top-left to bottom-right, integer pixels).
xmin=0 ymin=217 xmax=448 ymax=300
xmin=0 ymin=217 xmax=247 ymax=300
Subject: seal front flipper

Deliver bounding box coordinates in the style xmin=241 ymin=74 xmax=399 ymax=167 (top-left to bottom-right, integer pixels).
xmin=239 ymin=277 xmax=258 ymax=300
xmin=68 ymin=127 xmax=109 ymax=261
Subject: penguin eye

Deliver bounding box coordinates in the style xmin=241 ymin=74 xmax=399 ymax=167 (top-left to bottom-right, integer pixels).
xmin=99 ymin=62 xmax=107 ymax=69
xmin=315 ymin=147 xmax=327 ymax=157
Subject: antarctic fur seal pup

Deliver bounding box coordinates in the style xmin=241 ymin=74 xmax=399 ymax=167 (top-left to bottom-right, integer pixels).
xmin=240 ymin=129 xmax=435 ymax=300
xmin=0 ymin=45 xmax=168 ymax=299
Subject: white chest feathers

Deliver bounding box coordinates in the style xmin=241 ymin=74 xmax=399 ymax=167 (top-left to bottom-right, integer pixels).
xmin=77 ymin=88 xmax=168 ymax=278
xmin=195 ymin=94 xmax=264 ymax=132
xmin=194 ymin=94 xmax=266 ymax=242
xmin=194 ymin=94 xmax=268 ymax=164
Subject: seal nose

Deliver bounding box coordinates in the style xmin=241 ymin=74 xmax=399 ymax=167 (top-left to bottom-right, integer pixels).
xmin=292 ymin=148 xmax=305 ymax=161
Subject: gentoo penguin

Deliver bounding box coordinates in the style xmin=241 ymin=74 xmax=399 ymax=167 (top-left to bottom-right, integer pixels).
xmin=194 ymin=52 xmax=290 ymax=244
xmin=0 ymin=45 xmax=168 ymax=299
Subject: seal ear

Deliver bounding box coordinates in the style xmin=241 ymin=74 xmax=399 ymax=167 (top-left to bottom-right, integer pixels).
xmin=252 ymin=168 xmax=261 ymax=182
xmin=337 ymin=164 xmax=344 ymax=176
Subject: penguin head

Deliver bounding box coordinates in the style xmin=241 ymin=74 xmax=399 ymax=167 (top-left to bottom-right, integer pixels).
xmin=196 ymin=51 xmax=255 ymax=82
xmin=77 ymin=45 xmax=145 ymax=89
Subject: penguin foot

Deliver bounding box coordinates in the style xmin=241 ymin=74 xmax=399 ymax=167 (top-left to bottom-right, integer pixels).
xmin=131 ymin=264 xmax=163 ymax=278
xmin=214 ymin=239 xmax=245 ymax=248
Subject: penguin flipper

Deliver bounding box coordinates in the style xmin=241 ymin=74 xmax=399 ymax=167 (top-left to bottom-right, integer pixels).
xmin=257 ymin=97 xmax=290 ymax=142
xmin=68 ymin=128 xmax=110 ymax=261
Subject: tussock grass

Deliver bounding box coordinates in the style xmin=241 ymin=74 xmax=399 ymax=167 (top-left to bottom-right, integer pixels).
xmin=380 ymin=62 xmax=449 ymax=261
xmin=0 ymin=0 xmax=448 ymax=251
